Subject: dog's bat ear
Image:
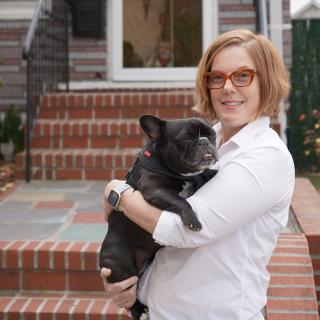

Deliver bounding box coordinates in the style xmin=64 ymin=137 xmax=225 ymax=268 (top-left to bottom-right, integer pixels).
xmin=139 ymin=115 xmax=166 ymax=142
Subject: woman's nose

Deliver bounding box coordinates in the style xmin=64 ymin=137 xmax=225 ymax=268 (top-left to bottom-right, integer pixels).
xmin=223 ymin=79 xmax=236 ymax=92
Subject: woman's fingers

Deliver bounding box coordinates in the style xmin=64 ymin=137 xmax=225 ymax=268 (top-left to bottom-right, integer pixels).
xmin=100 ymin=268 xmax=138 ymax=308
xmin=100 ymin=268 xmax=112 ymax=296
xmin=100 ymin=267 xmax=111 ymax=279
xmin=112 ymin=282 xmax=138 ymax=308
xmin=109 ymin=275 xmax=139 ymax=294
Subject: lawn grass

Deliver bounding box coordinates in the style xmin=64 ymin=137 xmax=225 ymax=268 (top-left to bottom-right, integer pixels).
xmin=308 ymin=175 xmax=320 ymax=191
xmin=296 ymin=173 xmax=320 ymax=191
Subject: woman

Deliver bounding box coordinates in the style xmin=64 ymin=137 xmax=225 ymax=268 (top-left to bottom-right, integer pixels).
xmin=101 ymin=29 xmax=295 ymax=320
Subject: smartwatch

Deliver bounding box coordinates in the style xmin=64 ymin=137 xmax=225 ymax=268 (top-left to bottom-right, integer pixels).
xmin=107 ymin=183 xmax=132 ymax=211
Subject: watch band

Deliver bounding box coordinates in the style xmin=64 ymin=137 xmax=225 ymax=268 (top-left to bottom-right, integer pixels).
xmin=113 ymin=183 xmax=132 ymax=194
xmin=107 ymin=183 xmax=132 ymax=210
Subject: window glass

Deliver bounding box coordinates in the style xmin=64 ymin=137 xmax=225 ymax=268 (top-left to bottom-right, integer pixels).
xmin=123 ymin=0 xmax=202 ymax=68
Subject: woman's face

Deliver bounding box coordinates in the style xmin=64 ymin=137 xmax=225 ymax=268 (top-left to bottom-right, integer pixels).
xmin=209 ymin=46 xmax=260 ymax=140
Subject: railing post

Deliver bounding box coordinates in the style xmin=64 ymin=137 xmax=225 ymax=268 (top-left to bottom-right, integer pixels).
xmin=65 ymin=0 xmax=70 ymax=92
xmin=25 ymin=58 xmax=32 ymax=183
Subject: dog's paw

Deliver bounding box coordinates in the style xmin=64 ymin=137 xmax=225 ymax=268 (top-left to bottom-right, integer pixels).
xmin=188 ymin=220 xmax=202 ymax=231
xmin=181 ymin=211 xmax=202 ymax=231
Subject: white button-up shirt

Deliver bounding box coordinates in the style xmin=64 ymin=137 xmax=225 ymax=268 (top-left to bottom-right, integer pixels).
xmin=137 ymin=116 xmax=295 ymax=320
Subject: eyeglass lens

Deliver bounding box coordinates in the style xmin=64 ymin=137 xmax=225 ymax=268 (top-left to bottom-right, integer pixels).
xmin=207 ymin=70 xmax=254 ymax=89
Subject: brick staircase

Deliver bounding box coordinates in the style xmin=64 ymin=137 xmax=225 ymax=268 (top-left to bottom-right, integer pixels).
xmin=15 ymin=90 xmax=195 ymax=180
xmin=0 ymin=240 xmax=130 ymax=319
xmin=267 ymin=233 xmax=319 ymax=320
xmin=291 ymin=178 xmax=320 ymax=317
xmin=0 ymin=234 xmax=319 ymax=319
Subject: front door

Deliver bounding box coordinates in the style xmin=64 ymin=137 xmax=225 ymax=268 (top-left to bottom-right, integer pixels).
xmin=110 ymin=0 xmax=218 ymax=81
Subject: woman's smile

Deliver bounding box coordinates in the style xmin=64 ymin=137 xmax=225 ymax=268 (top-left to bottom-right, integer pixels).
xmin=221 ymin=100 xmax=244 ymax=108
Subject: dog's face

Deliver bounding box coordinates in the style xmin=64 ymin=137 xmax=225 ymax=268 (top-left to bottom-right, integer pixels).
xmin=140 ymin=115 xmax=218 ymax=174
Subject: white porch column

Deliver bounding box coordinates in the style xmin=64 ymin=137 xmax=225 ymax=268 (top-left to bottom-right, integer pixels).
xmin=269 ymin=0 xmax=287 ymax=143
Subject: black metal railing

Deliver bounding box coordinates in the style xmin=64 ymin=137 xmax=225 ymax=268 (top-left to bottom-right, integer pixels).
xmin=22 ymin=0 xmax=70 ymax=182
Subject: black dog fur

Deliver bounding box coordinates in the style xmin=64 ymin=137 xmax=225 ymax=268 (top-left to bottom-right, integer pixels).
xmin=99 ymin=115 xmax=218 ymax=319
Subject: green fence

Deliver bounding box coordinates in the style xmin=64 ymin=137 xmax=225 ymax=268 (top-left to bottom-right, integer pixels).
xmin=288 ymin=19 xmax=320 ymax=172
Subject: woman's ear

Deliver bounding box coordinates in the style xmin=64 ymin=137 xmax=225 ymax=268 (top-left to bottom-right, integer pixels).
xmin=139 ymin=115 xmax=167 ymax=142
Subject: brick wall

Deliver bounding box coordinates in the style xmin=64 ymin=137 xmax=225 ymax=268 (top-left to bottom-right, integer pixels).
xmin=0 ymin=20 xmax=28 ymax=111
xmin=219 ymin=1 xmax=256 ymax=33
xmin=68 ymin=33 xmax=107 ymax=82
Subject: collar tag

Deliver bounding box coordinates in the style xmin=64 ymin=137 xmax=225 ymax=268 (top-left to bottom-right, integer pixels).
xmin=144 ymin=150 xmax=152 ymax=158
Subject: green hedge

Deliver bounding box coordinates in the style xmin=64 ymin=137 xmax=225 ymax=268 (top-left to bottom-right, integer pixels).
xmin=288 ymin=19 xmax=320 ymax=173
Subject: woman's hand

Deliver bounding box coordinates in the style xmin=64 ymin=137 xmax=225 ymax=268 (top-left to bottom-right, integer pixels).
xmin=103 ymin=179 xmax=125 ymax=222
xmin=100 ymin=268 xmax=138 ymax=309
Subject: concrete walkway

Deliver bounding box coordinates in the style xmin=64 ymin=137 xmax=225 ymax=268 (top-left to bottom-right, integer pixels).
xmin=0 ymin=181 xmax=108 ymax=242
xmin=0 ymin=179 xmax=304 ymax=242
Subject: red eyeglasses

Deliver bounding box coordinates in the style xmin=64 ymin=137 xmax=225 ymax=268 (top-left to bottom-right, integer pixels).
xmin=204 ymin=68 xmax=258 ymax=89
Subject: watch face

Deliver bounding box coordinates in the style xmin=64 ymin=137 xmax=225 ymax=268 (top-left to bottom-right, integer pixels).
xmin=108 ymin=190 xmax=120 ymax=209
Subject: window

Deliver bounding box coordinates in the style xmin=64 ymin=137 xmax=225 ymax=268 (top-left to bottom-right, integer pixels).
xmin=110 ymin=0 xmax=218 ymax=81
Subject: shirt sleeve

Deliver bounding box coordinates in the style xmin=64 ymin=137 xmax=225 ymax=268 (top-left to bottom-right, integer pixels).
xmin=152 ymin=146 xmax=294 ymax=248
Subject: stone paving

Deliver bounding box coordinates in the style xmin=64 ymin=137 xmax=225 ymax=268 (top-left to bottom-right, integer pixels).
xmin=0 ymin=181 xmax=107 ymax=242
xmin=0 ymin=180 xmax=302 ymax=242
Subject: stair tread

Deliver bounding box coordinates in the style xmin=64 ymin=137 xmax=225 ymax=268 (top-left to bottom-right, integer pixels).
xmin=17 ymin=148 xmax=142 ymax=154
xmin=0 ymin=292 xmax=129 ymax=318
xmin=36 ymin=119 xmax=141 ymax=123
xmin=33 ymin=118 xmax=144 ymax=137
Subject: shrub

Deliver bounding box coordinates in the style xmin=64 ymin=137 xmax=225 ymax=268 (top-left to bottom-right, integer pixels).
xmin=297 ymin=108 xmax=320 ymax=172
xmin=0 ymin=106 xmax=24 ymax=156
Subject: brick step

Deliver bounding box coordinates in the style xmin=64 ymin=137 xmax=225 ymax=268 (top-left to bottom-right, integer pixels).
xmin=15 ymin=148 xmax=140 ymax=180
xmin=39 ymin=92 xmax=195 ymax=120
xmin=266 ymin=233 xmax=319 ymax=320
xmin=0 ymin=292 xmax=130 ymax=320
xmin=0 ymin=240 xmax=104 ymax=292
xmin=0 ymin=235 xmax=319 ymax=319
xmin=291 ymin=178 xmax=320 ymax=315
xmin=32 ymin=119 xmax=146 ymax=149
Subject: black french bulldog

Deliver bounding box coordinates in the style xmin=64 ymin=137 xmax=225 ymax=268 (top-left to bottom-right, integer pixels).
xmin=99 ymin=115 xmax=218 ymax=320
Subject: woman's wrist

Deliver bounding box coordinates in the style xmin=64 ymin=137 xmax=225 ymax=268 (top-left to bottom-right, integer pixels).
xmin=118 ymin=187 xmax=135 ymax=212
xmin=116 ymin=186 xmax=162 ymax=234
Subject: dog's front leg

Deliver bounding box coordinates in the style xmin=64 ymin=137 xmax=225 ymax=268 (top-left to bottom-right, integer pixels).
xmin=142 ymin=187 xmax=202 ymax=231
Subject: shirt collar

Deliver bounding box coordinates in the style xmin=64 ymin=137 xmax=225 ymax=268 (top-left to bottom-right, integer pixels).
xmin=213 ymin=116 xmax=270 ymax=148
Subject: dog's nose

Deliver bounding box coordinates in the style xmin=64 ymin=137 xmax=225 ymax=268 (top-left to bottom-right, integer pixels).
xmin=198 ymin=137 xmax=209 ymax=146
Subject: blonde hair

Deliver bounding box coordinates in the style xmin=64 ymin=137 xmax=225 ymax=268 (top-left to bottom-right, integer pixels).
xmin=194 ymin=29 xmax=290 ymax=120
